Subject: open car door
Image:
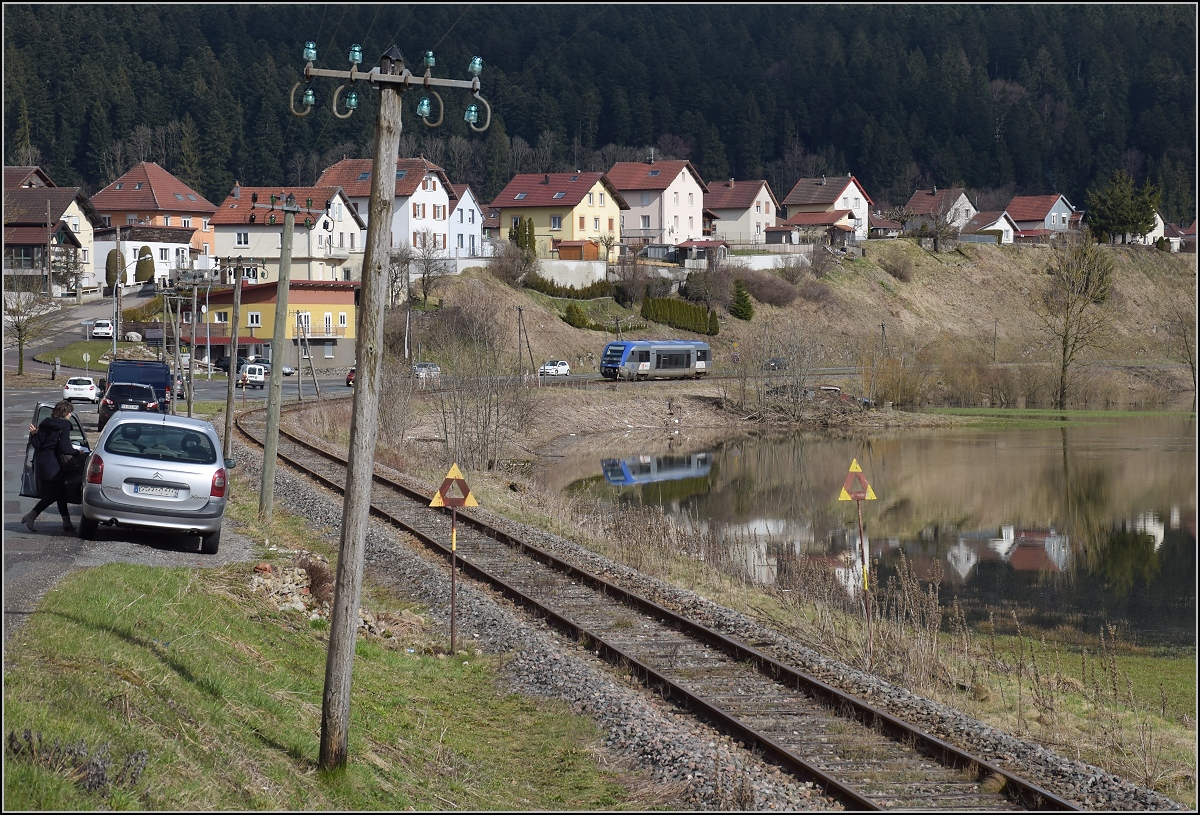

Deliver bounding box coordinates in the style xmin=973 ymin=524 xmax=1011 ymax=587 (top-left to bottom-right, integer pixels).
xmin=21 ymin=403 xmax=92 ymax=504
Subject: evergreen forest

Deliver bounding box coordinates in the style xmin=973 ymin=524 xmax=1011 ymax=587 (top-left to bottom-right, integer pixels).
xmin=4 ymin=4 xmax=1195 ymax=224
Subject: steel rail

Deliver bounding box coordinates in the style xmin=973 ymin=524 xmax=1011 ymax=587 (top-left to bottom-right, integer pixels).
xmin=234 ymin=402 xmax=1080 ymax=812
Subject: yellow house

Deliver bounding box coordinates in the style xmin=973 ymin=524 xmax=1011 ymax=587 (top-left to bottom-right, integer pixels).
xmin=490 ymin=172 xmax=629 ymax=260
xmin=189 ymin=280 xmax=358 ymax=369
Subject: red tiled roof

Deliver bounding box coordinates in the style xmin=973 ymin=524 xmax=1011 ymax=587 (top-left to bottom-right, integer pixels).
xmin=785 ymin=209 xmax=853 ymax=226
xmin=5 ymin=221 xmax=80 ymax=246
xmin=869 ymin=213 xmax=901 ymax=229
xmin=703 ymin=179 xmax=777 ymax=210
xmin=89 ymin=162 xmax=216 ymax=214
xmin=492 ymin=172 xmax=629 ymax=209
xmin=4 ymin=166 xmax=55 ymax=190
xmin=1184 ymin=219 xmax=1197 ymax=236
xmin=678 ymin=239 xmax=728 ymax=248
xmin=210 ymin=186 xmax=362 ymax=227
xmin=315 ymin=157 xmax=449 ymax=198
xmin=4 ymin=187 xmax=103 ymax=226
xmin=1006 ymin=194 xmax=1068 ymax=222
xmin=963 ymin=211 xmax=1013 ymax=233
xmin=605 ymin=161 xmax=708 ymax=192
xmin=905 ymin=188 xmax=966 ymax=217
xmin=782 ymin=176 xmax=872 ymax=208
xmin=1014 ymin=228 xmax=1053 ymax=237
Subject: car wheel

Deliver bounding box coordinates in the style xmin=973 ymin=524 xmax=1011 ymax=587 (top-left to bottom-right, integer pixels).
xmin=200 ymin=529 xmax=221 ymax=555
xmin=79 ymin=516 xmax=98 ymax=540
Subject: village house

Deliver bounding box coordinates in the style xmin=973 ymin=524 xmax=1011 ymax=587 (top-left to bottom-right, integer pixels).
xmin=3 ymin=168 xmax=106 ymax=292
xmin=490 ymin=172 xmax=628 ymax=261
xmin=903 ymin=186 xmax=977 ymax=234
xmin=446 ymin=182 xmax=486 ymax=259
xmin=189 ymin=279 xmax=358 ymax=370
xmin=1005 ymin=193 xmax=1078 ymax=243
xmin=606 ymin=159 xmax=706 ymax=247
xmin=88 ymin=162 xmax=218 ymax=263
xmin=780 ymin=210 xmax=856 ymax=248
xmin=703 ymin=178 xmax=780 ymax=244
xmin=93 ymin=224 xmax=199 ymax=289
xmin=781 ymin=174 xmax=873 ymax=243
xmin=867 ymin=212 xmax=902 ymax=239
xmin=209 ymin=184 xmax=365 ymax=283
xmin=960 ymin=211 xmax=1019 ymax=245
xmin=316 ymin=157 xmax=455 ymax=264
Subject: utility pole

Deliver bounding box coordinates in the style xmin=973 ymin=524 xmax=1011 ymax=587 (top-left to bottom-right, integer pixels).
xmin=292 ymin=39 xmax=490 ymax=771
xmin=257 ymin=191 xmax=328 ymax=522
xmin=222 ymin=257 xmax=246 ymax=459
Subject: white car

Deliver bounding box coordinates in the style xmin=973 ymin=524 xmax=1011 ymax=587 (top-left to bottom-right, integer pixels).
xmin=539 ymin=360 xmax=571 ymax=377
xmin=63 ymin=376 xmax=100 ymax=404
xmin=91 ymin=319 xmax=114 ymax=339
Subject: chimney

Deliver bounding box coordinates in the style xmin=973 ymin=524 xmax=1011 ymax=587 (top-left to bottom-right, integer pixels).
xmin=543 ymin=174 xmax=550 ymax=185
xmin=232 ymin=183 xmax=240 ymax=200
xmin=821 ymin=175 xmax=826 ymax=186
xmin=648 ymin=146 xmax=655 ymax=165
xmin=932 ymin=185 xmax=937 ymax=194
xmin=728 ymin=178 xmax=734 ymax=187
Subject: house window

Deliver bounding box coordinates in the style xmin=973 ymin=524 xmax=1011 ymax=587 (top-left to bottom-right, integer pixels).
xmin=236 ymin=232 xmax=249 ymax=246
xmin=127 ymin=215 xmax=137 ymax=224
xmin=102 ymin=215 xmax=111 ymax=227
xmin=756 ymin=203 xmax=761 ymax=214
xmin=1050 ymin=213 xmax=1057 ymax=226
xmin=512 ymin=216 xmax=520 ymax=229
xmin=579 ymin=215 xmax=585 ymax=229
xmin=756 ymin=223 xmax=762 ymax=234
xmin=182 ymin=217 xmax=192 ymax=228
xmin=160 ymin=248 xmax=169 ymax=261
xmin=641 ymin=193 xmax=651 ymax=206
xmin=468 ymin=209 xmax=474 ymax=224
xmin=202 ymin=219 xmax=210 ymax=231
xmin=338 ymin=232 xmax=345 ymax=248
xmin=588 ymin=192 xmax=594 ymax=205
xmin=553 ymin=192 xmax=566 ymax=199
xmin=640 ymin=215 xmax=650 ymax=229
xmin=324 ymin=341 xmax=334 ymax=359
xmin=854 ymin=197 xmax=860 ymax=208
xmin=214 ymin=311 xmax=229 ymax=323
xmin=458 ymin=233 xmax=464 ymax=248
xmin=594 ymin=218 xmax=600 ymax=230
xmin=514 ymin=192 xmax=527 ymax=200
xmin=765 ymin=202 xmax=770 ymax=214
xmin=551 ymin=216 xmax=562 ymax=230
xmin=599 ymin=193 xmax=605 ymax=207
xmin=689 ymin=216 xmax=693 ymax=231
xmin=81 ymin=248 xmax=88 ymax=264
xmin=247 ymin=312 xmax=262 ymax=328
xmin=350 ymin=234 xmax=355 ymax=249
xmin=673 ymin=215 xmax=679 ymax=230
xmin=620 ymin=215 xmax=625 ymax=228
xmin=459 ymin=209 xmax=464 ymax=223
xmin=673 ymin=192 xmax=678 ymax=205
xmin=412 ymin=202 xmax=420 ymax=218
xmin=163 ymin=215 xmax=171 ymax=226
xmin=608 ymin=218 xmax=614 ymax=231
xmin=176 ymin=248 xmax=187 ymax=265
xmin=324 ymin=313 xmax=333 ymax=335
xmin=688 ymin=193 xmax=693 ymax=206
xmin=339 ymin=312 xmax=347 ymax=327
xmin=842 ymin=197 xmax=849 ymax=207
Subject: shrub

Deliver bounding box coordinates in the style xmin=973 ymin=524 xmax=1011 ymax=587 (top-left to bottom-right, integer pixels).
xmin=810 ymin=246 xmax=837 ymax=279
xmin=524 ymin=272 xmax=615 ymax=300
xmin=641 ymin=296 xmax=716 ymax=334
xmin=881 ymin=253 xmax=913 ymax=282
xmin=740 ymin=272 xmax=798 ymax=306
xmin=134 ymin=246 xmax=154 ymax=282
xmin=774 ymin=257 xmax=808 ymax=285
xmin=563 ymin=302 xmax=590 ymax=328
xmin=489 ymin=241 xmax=533 ymax=287
xmin=798 ymin=279 xmax=833 ymax=303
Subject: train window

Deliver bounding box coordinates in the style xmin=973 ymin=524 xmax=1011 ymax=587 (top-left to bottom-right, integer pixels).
xmin=637 ymin=350 xmax=650 ymax=363
xmin=696 ymin=349 xmax=709 ymax=362
xmin=656 ymin=352 xmax=689 ymax=369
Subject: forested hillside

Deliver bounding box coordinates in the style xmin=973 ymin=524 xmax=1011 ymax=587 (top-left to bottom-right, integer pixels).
xmin=4 ymin=5 xmax=1194 ymax=222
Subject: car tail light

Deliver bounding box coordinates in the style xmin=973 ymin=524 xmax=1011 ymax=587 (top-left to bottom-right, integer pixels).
xmin=148 ymin=401 xmax=158 ymax=410
xmin=101 ymin=397 xmax=114 ymax=407
xmin=86 ymin=455 xmax=104 ymax=484
xmin=210 ymin=468 xmax=227 ymax=498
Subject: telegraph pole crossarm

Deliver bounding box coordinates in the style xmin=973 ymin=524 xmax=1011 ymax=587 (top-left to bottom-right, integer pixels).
xmin=294 ymin=40 xmax=489 ymax=773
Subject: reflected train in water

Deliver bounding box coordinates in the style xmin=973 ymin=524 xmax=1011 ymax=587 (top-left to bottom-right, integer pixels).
xmin=602 ymin=452 xmax=714 ymax=486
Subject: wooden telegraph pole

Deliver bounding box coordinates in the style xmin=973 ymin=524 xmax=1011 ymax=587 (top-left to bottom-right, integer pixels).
xmin=222 ymin=257 xmax=244 ymax=459
xmin=293 ymin=39 xmax=491 ymax=771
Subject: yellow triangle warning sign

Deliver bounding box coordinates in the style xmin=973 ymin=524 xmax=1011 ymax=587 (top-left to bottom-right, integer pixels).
xmin=838 ymin=458 xmax=877 ymax=501
xmin=430 ymin=463 xmax=478 ymax=508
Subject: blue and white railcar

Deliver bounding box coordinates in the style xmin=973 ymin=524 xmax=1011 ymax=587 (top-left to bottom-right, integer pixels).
xmin=601 ymin=452 xmax=713 ymax=486
xmin=599 ymin=340 xmax=712 ymax=381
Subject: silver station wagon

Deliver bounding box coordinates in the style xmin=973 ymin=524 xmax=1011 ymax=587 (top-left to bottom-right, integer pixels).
xmin=79 ymin=413 xmax=236 ymax=554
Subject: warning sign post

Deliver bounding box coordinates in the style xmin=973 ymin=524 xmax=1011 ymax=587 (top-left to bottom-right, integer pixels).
xmin=430 ymin=464 xmax=477 ymax=653
xmin=837 ymin=458 xmax=877 ymax=665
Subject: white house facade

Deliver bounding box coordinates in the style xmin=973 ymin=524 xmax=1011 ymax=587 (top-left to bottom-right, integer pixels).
xmin=782 ymin=175 xmax=874 ymax=242
xmin=210 ymin=186 xmax=365 ymax=282
xmin=93 ymin=224 xmax=201 ymax=288
xmin=606 ymin=160 xmax=707 ymax=246
xmin=903 ymin=187 xmax=978 ymax=234
xmin=1006 ymin=194 xmax=1077 ymax=234
xmin=447 ymin=183 xmax=487 ymax=258
xmin=704 ymin=179 xmax=779 ymax=244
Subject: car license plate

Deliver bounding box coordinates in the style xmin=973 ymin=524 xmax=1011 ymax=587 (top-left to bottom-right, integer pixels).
xmin=135 ymin=485 xmax=177 ymax=497
xmin=120 ymin=404 xmax=141 ymax=410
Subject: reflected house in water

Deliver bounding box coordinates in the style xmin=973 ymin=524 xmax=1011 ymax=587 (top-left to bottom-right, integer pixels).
xmin=939 ymin=525 xmax=1072 ymax=585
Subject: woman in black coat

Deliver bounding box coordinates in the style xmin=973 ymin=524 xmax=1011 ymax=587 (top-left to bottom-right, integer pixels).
xmin=22 ymin=400 xmax=82 ymax=534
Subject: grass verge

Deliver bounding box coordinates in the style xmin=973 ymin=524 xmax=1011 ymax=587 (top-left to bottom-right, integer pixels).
xmin=3 ymin=469 xmax=655 ymax=811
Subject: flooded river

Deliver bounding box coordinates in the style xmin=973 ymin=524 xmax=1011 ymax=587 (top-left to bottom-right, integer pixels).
xmin=553 ymin=414 xmax=1197 ymax=649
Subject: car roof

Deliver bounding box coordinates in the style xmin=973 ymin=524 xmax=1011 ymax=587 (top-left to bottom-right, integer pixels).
xmin=102 ymin=411 xmax=219 ymax=433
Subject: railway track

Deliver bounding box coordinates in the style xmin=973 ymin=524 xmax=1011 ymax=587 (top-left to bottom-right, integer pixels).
xmin=234 ymin=401 xmax=1079 ymax=812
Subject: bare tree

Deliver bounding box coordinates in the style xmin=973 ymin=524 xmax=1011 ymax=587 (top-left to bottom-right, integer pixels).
xmin=597 ymin=231 xmax=618 ymax=274
xmin=413 ymin=229 xmax=449 ymax=307
xmin=1164 ymin=285 xmax=1197 ymax=393
xmin=882 ymin=204 xmax=920 ymax=234
xmin=1033 ymin=235 xmax=1114 ymax=409
xmin=388 ymin=244 xmax=414 ymax=308
xmin=420 ymin=136 xmax=447 ymax=169
xmin=51 ymin=246 xmax=87 ymax=297
xmin=3 ymin=272 xmax=59 ymax=375
xmin=533 ymin=130 xmax=560 ymax=173
xmin=446 ymin=135 xmax=479 ymax=183
xmin=436 ymin=294 xmax=534 ymax=470
xmin=509 ymin=136 xmax=533 ymax=175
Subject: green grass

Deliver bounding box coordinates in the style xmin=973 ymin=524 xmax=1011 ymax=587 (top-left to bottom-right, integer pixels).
xmin=920 ymin=406 xmax=1195 ymax=428
xmin=41 ymin=340 xmax=234 ymax=380
xmin=3 ymin=468 xmax=655 ymax=811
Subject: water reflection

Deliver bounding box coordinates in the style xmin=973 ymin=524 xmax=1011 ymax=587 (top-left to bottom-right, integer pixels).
xmin=557 ymin=416 xmax=1196 ymax=648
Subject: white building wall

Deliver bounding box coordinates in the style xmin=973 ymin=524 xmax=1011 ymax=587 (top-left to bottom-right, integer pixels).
xmin=449 ymin=188 xmax=486 ymax=257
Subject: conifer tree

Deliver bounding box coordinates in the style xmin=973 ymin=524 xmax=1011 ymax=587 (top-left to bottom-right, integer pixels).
xmin=134 ymin=246 xmax=155 ymax=282
xmin=730 ymin=279 xmax=754 ymax=321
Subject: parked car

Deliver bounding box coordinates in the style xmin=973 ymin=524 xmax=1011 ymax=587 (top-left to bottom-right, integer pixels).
xmin=236 ymin=363 xmax=267 ymax=389
xmin=412 ymin=362 xmax=442 ymax=383
xmin=98 ymin=382 xmax=160 ymax=431
xmin=21 ymin=402 xmax=92 ymax=505
xmin=63 ymin=376 xmax=100 ymax=404
xmin=764 ymin=357 xmax=788 ymax=371
xmin=79 ymin=412 xmax=236 ymax=554
xmin=539 ymin=360 xmax=571 ymax=376
xmin=346 ymin=367 xmax=355 ymax=387
xmin=175 ymin=374 xmax=187 ymax=397
xmin=214 ymin=356 xmax=247 ymax=374
xmin=90 ymin=319 xmax=114 ymax=339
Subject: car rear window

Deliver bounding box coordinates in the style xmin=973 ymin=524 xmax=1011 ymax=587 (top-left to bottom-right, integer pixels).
xmin=108 ymin=384 xmax=155 ymax=400
xmin=68 ymin=378 xmax=92 ymax=386
xmin=104 ymin=423 xmax=217 ymax=464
